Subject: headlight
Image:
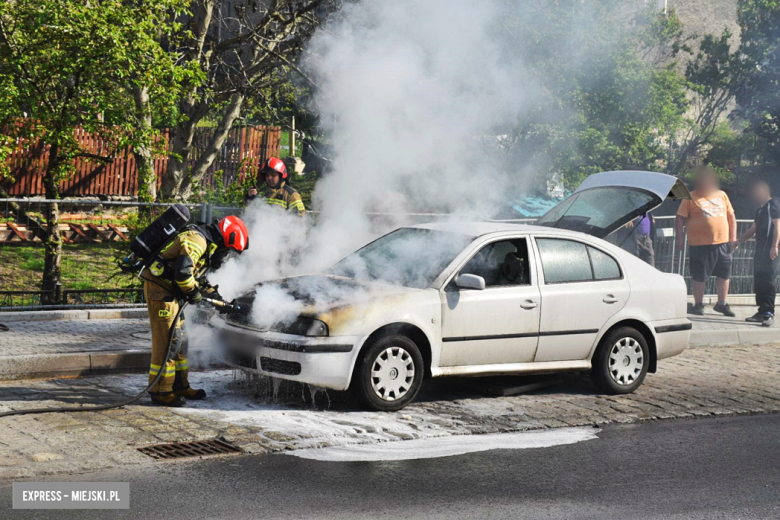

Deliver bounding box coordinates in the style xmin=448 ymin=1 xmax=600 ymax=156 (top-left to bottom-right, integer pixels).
xmin=282 ymin=317 xmax=329 ymax=337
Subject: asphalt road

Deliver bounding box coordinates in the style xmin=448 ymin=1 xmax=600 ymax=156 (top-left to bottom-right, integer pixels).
xmin=3 ymin=413 xmax=780 ymax=519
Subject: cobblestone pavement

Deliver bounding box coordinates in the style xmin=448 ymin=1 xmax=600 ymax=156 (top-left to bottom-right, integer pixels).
xmin=0 ymin=319 xmax=149 ymax=356
xmin=1 ymin=344 xmax=780 ymax=481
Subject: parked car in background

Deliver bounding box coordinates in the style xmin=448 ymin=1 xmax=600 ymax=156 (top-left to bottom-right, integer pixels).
xmin=213 ymin=171 xmax=693 ymax=411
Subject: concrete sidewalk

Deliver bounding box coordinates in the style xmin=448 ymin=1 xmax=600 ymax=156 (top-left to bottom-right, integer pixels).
xmin=0 ymin=305 xmax=776 ymax=380
xmin=688 ymin=304 xmax=780 ymax=346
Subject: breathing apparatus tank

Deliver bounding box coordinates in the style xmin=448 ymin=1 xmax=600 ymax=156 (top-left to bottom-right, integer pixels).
xmin=120 ymin=204 xmax=191 ymax=274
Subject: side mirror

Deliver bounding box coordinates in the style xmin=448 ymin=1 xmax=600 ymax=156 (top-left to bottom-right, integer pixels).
xmin=455 ymin=274 xmax=486 ymax=290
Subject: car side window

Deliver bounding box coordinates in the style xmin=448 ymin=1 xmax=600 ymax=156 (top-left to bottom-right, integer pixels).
xmin=536 ymin=238 xmax=593 ymax=284
xmin=459 ymin=239 xmax=531 ymax=287
xmin=588 ymin=246 xmax=621 ymax=280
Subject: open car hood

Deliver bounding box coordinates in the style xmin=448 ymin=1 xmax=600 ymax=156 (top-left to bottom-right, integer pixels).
xmin=535 ymin=170 xmax=691 ymax=238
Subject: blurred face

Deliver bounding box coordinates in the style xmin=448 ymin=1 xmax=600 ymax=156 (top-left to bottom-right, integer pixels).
xmin=264 ymin=170 xmax=281 ymax=187
xmin=694 ymin=170 xmax=718 ymax=194
xmin=751 ymin=181 xmax=771 ymax=205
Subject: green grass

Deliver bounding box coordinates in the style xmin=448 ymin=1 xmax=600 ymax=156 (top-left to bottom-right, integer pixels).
xmin=0 ymin=243 xmax=138 ymax=292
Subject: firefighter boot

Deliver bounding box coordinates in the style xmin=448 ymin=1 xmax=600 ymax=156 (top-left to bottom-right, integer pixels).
xmin=174 ymin=386 xmax=206 ymax=400
xmin=150 ymin=393 xmax=187 ymax=407
xmin=173 ymin=359 xmax=206 ymax=400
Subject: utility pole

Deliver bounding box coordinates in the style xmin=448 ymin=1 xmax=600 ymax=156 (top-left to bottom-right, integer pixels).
xmin=290 ymin=116 xmax=296 ymax=157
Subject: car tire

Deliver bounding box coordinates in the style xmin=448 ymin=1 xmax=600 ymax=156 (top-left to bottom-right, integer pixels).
xmin=352 ymin=334 xmax=424 ymax=412
xmin=591 ymin=326 xmax=649 ymax=394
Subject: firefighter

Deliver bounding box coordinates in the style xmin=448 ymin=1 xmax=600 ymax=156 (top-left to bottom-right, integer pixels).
xmin=141 ymin=216 xmax=249 ymax=407
xmin=258 ymin=157 xmax=306 ymax=216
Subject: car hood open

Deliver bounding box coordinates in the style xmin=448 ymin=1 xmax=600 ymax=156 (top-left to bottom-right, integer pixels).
xmin=535 ymin=170 xmax=691 ymax=238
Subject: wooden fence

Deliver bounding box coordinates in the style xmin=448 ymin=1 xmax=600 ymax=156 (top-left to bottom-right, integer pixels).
xmin=1 ymin=124 xmax=281 ymax=196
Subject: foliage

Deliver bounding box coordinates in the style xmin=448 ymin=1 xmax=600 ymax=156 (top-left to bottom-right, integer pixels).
xmin=0 ymin=0 xmax=192 ymax=181
xmin=497 ymin=2 xmax=693 ymax=191
xmin=191 ymin=169 xmax=257 ymax=208
xmin=734 ymin=0 xmax=780 ymax=167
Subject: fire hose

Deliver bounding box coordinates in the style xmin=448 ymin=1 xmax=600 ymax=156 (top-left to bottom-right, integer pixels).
xmin=0 ymin=297 xmax=237 ymax=418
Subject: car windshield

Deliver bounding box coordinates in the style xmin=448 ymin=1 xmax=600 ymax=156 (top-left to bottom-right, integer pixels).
xmin=329 ymin=228 xmax=472 ymax=289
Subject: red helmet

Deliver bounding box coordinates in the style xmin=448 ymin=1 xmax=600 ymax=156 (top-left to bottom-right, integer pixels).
xmin=217 ymin=216 xmax=249 ymax=252
xmin=261 ymin=157 xmax=287 ymax=180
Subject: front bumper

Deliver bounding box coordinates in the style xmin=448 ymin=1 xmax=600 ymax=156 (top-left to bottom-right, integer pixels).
xmin=211 ymin=317 xmax=361 ymax=391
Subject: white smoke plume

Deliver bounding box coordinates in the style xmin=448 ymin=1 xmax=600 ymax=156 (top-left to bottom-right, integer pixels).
xmin=206 ymin=0 xmax=629 ymax=329
xmin=303 ymin=0 xmax=543 ymax=268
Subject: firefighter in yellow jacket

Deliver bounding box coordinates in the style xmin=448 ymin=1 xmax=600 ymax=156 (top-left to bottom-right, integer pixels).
xmin=141 ymin=216 xmax=249 ymax=407
xmin=255 ymin=157 xmax=306 ymax=216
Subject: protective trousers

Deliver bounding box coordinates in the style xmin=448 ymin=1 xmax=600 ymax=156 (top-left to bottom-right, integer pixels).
xmin=143 ymin=281 xmax=190 ymax=396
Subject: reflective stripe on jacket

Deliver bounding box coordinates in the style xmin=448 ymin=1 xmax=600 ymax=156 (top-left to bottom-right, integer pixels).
xmin=263 ymin=182 xmax=305 ymax=216
xmin=148 ymin=229 xmax=213 ymax=294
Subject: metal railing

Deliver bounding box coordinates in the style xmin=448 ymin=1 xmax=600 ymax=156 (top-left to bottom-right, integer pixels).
xmin=0 ymin=199 xmax=210 ymax=311
xmin=1 ymin=198 xmax=776 ymax=311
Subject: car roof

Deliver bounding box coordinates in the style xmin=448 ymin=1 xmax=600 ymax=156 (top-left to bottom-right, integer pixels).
xmin=410 ymin=220 xmax=535 ymax=237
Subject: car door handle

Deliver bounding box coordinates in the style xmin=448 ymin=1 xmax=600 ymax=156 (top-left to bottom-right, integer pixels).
xmin=520 ymin=300 xmax=538 ymax=310
xmin=603 ymin=295 xmax=619 ymax=304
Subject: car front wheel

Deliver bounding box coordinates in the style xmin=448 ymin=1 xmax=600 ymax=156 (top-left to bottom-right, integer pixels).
xmin=591 ymin=326 xmax=649 ymax=394
xmin=352 ymin=334 xmax=424 ymax=411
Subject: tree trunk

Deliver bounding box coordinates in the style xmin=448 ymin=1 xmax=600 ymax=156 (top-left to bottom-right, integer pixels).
xmin=132 ymin=85 xmax=156 ymax=202
xmin=41 ymin=142 xmax=62 ymax=305
xmin=158 ymin=0 xmax=216 ymax=201
xmin=159 ymin=102 xmax=197 ymax=201
xmin=177 ymin=92 xmax=246 ymax=201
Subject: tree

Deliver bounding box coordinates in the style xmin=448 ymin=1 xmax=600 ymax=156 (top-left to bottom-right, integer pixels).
xmin=494 ymin=2 xmax=691 ymax=191
xmin=666 ymin=29 xmax=751 ymax=176
xmin=157 ymin=0 xmax=339 ymax=201
xmin=0 ymin=0 xmax=191 ymax=299
xmin=734 ymin=0 xmax=780 ymax=168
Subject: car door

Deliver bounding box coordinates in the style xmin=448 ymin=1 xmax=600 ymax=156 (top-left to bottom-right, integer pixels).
xmin=533 ymin=237 xmax=629 ymax=362
xmin=439 ymin=237 xmax=541 ymax=366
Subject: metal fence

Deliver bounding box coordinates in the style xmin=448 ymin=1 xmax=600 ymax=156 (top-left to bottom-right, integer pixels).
xmin=1 ymin=198 xmax=776 ymax=311
xmin=0 ymin=199 xmax=211 ymax=311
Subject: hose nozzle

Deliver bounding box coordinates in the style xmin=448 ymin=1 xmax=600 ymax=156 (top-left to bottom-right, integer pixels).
xmin=202 ymin=297 xmax=239 ymax=311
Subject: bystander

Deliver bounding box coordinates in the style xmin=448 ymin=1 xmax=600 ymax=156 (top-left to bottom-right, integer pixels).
xmin=675 ymin=167 xmax=738 ymax=316
xmin=735 ymin=179 xmax=780 ymax=327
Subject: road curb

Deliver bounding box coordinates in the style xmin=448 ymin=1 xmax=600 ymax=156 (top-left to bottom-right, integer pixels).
xmin=0 ymin=308 xmax=147 ymax=323
xmin=689 ymin=328 xmax=780 ymax=347
xmin=0 ymin=351 xmax=151 ymax=380
xmin=0 ymin=350 xmax=229 ymax=381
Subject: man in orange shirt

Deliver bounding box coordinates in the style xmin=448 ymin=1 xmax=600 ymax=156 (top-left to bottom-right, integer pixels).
xmin=675 ymin=167 xmax=738 ymax=316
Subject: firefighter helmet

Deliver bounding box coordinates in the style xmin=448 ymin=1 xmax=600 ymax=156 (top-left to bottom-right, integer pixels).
xmin=261 ymin=157 xmax=287 ymax=180
xmin=217 ymin=216 xmax=249 ymax=252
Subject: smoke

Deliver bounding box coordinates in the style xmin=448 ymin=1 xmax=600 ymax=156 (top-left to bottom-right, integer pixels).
xmin=204 ymin=0 xmax=635 ymax=330
xmin=208 ymin=201 xmax=308 ymax=299
xmin=302 ymin=0 xmax=544 ymax=266
xmin=250 ymin=284 xmax=304 ymax=329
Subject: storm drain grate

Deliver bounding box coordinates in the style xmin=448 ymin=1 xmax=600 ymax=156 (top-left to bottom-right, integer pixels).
xmin=138 ymin=439 xmax=243 ymax=460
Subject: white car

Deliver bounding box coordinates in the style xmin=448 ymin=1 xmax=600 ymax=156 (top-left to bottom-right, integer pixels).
xmin=214 ymin=171 xmax=693 ymax=411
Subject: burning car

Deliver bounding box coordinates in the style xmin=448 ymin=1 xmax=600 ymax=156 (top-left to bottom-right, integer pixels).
xmin=213 ymin=171 xmax=692 ymax=411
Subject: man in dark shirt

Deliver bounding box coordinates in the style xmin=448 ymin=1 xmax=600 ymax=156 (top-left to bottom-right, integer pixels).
xmin=735 ymin=179 xmax=780 ymax=326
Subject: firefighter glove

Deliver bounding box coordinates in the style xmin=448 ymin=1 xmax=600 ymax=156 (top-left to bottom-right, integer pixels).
xmin=185 ymin=290 xmax=203 ymax=305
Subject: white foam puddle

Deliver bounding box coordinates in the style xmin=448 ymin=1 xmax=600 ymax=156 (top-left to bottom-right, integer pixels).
xmin=287 ymin=427 xmax=599 ymax=462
